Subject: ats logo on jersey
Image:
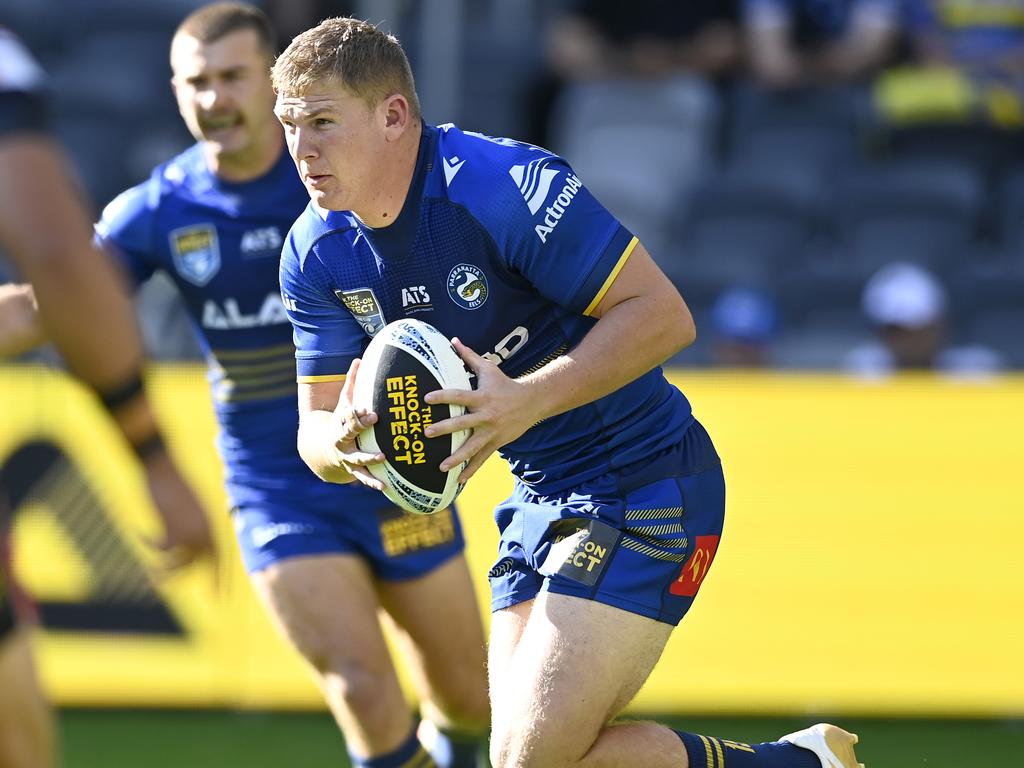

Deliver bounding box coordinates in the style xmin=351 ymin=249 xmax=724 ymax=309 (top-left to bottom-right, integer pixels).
xmin=670 ymin=535 xmax=720 ymax=597
xmin=240 ymin=226 xmax=282 ymax=256
xmin=401 ymin=285 xmax=432 ymax=312
xmin=170 ymin=224 xmax=221 ymax=286
xmin=509 ymin=158 xmax=583 ymax=243
xmin=446 ymin=264 xmax=488 ymax=310
xmin=335 ymin=287 xmax=385 ymax=336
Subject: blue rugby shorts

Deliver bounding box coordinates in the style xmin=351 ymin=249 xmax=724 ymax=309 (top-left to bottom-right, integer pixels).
xmin=232 ymin=480 xmax=465 ymax=580
xmin=488 ymin=419 xmax=725 ymax=625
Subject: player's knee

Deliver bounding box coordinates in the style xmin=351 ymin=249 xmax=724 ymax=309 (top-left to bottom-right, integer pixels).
xmin=490 ymin=724 xmax=574 ymax=768
xmin=321 ymin=659 xmax=396 ymax=720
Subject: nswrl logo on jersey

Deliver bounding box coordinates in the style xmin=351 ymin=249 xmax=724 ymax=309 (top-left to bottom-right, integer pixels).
xmin=170 ymin=224 xmax=221 ymax=286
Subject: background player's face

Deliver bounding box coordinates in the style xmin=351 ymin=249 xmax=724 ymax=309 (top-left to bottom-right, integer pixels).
xmin=171 ymin=29 xmax=278 ymax=166
xmin=275 ymin=81 xmax=390 ymax=213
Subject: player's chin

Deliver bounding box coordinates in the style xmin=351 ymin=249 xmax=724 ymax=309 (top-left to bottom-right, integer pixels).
xmin=309 ymin=188 xmax=344 ymax=211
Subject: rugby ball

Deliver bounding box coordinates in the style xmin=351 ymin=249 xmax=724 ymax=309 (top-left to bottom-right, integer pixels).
xmin=353 ymin=318 xmax=473 ymax=515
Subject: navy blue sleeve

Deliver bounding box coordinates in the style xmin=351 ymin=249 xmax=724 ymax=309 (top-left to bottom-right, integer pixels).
xmin=477 ymin=152 xmax=637 ymax=316
xmin=93 ymin=183 xmax=159 ymax=286
xmin=279 ymin=228 xmax=366 ymax=382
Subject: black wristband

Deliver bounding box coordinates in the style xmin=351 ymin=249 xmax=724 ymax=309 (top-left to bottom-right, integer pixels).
xmin=130 ymin=431 xmax=166 ymax=460
xmin=97 ymin=372 xmax=146 ymax=412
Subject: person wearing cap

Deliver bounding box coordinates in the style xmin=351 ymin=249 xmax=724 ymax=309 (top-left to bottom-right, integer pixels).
xmin=708 ymin=285 xmax=780 ymax=367
xmin=843 ymin=261 xmax=1003 ymax=377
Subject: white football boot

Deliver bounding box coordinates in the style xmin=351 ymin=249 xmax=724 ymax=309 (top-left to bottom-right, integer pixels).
xmin=780 ymin=723 xmax=864 ymax=768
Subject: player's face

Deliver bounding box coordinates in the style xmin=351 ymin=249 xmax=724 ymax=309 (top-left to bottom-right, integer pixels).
xmin=274 ymin=81 xmax=389 ymax=213
xmin=171 ymin=29 xmax=277 ymax=165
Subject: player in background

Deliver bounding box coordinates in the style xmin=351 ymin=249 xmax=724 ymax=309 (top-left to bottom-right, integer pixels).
xmin=9 ymin=5 xmax=486 ymax=767
xmin=276 ymin=17 xmax=865 ymax=768
xmin=0 ymin=26 xmax=215 ymax=768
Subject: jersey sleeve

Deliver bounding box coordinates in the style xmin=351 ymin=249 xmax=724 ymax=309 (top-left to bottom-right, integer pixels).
xmin=279 ymin=229 xmax=365 ymax=383
xmin=490 ymin=154 xmax=637 ymax=317
xmin=0 ymin=30 xmax=50 ymax=137
xmin=93 ymin=183 xmax=159 ymax=286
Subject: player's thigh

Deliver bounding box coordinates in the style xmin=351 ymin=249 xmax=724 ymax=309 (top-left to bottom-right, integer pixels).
xmin=490 ymin=592 xmax=673 ymax=767
xmin=376 ymin=553 xmax=489 ymax=723
xmin=250 ymin=553 xmax=395 ymax=677
xmin=487 ymin=599 xmax=532 ymax=727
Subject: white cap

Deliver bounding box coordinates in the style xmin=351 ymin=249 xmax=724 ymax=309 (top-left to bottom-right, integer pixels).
xmin=862 ymin=262 xmax=947 ymax=328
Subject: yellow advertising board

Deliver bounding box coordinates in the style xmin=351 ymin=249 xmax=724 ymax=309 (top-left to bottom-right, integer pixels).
xmin=1 ymin=364 xmax=1021 ymax=716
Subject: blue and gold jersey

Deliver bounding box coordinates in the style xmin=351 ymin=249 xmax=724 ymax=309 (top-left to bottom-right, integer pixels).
xmin=280 ymin=124 xmax=693 ymax=492
xmin=95 ymin=144 xmax=319 ymax=504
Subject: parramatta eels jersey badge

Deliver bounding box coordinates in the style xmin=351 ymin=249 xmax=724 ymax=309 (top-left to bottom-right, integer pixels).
xmin=446 ymin=263 xmax=488 ymax=310
xmin=169 ymin=224 xmax=221 ymax=286
xmin=335 ymin=287 xmax=385 ymax=336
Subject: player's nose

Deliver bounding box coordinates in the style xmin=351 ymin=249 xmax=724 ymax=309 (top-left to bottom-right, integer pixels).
xmin=294 ymin=127 xmax=318 ymax=160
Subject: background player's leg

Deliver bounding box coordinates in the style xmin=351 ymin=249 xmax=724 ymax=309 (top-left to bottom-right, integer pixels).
xmin=249 ymin=553 xmax=414 ymax=761
xmin=0 ymin=628 xmax=55 ymax=768
xmin=377 ymin=554 xmax=490 ymax=765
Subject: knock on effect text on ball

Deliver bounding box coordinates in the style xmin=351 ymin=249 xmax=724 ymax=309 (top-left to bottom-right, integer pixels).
xmin=385 ymin=374 xmax=431 ymax=465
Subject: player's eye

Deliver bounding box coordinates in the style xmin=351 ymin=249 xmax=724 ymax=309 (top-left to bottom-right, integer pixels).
xmin=313 ymin=118 xmax=333 ymax=128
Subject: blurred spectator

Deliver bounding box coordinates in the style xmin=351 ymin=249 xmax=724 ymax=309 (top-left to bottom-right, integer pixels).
xmin=708 ymin=285 xmax=780 ymax=367
xmin=529 ymin=0 xmax=740 ymax=148
xmin=843 ymin=262 xmax=1004 ymax=377
xmin=876 ymin=0 xmax=1024 ymax=132
xmin=906 ymin=0 xmax=1024 ymax=76
xmin=742 ymin=0 xmax=904 ymax=88
xmin=546 ymin=0 xmax=740 ymax=82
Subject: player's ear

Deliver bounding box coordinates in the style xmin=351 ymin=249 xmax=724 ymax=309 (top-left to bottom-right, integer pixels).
xmin=382 ymin=93 xmax=410 ymax=137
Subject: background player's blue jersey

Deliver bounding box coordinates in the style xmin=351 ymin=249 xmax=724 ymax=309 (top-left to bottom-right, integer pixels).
xmin=95 ymin=145 xmax=335 ymax=507
xmin=280 ymin=124 xmax=694 ymax=492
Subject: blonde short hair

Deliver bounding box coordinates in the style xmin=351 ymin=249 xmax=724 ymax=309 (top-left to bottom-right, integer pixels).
xmin=272 ymin=17 xmax=420 ymax=118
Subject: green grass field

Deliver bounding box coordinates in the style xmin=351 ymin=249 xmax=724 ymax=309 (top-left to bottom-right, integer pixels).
xmin=59 ymin=709 xmax=1022 ymax=767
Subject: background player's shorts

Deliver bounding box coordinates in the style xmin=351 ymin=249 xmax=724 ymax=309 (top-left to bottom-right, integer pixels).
xmin=488 ymin=419 xmax=725 ymax=625
xmin=232 ymin=481 xmax=466 ymax=580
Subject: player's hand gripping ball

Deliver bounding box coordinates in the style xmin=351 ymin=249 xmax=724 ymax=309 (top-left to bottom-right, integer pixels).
xmin=352 ymin=319 xmax=473 ymax=515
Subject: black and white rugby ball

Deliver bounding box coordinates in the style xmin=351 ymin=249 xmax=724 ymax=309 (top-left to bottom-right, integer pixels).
xmin=353 ymin=319 xmax=473 ymax=515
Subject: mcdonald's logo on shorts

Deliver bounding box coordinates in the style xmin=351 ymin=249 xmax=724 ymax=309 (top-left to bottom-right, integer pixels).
xmin=670 ymin=535 xmax=719 ymax=597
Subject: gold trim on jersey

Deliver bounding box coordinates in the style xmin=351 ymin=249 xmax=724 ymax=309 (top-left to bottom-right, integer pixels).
xmin=210 ymin=343 xmax=295 ymax=360
xmin=296 ymin=373 xmax=347 ymax=384
xmin=583 ymin=236 xmax=639 ymax=316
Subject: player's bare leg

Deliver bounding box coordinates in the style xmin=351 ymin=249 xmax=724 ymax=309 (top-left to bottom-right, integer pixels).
xmin=489 ymin=592 xmax=685 ymax=768
xmin=489 ymin=592 xmax=860 ymax=768
xmin=250 ymin=554 xmax=414 ymax=759
xmin=0 ymin=629 xmax=55 ymax=768
xmin=376 ymin=554 xmax=489 ymax=750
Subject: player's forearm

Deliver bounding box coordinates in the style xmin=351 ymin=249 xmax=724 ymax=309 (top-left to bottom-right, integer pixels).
xmin=0 ymin=138 xmax=163 ymax=447
xmin=297 ymin=409 xmax=356 ymax=484
xmin=0 ymin=138 xmax=147 ymax=388
xmin=0 ymin=283 xmax=45 ymax=358
xmin=519 ymin=289 xmax=694 ymax=425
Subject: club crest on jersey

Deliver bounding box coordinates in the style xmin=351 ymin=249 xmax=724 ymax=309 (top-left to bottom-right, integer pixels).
xmin=169 ymin=224 xmax=221 ymax=286
xmin=335 ymin=287 xmax=385 ymax=336
xmin=446 ymin=264 xmax=488 ymax=310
